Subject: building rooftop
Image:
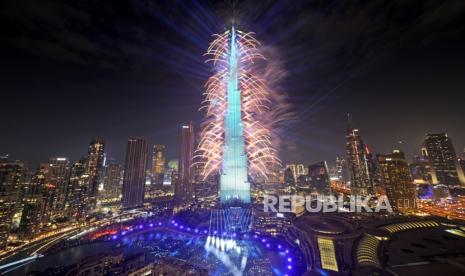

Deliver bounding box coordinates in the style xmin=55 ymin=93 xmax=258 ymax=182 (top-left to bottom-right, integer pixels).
xmin=294 ymin=215 xmax=350 ymax=235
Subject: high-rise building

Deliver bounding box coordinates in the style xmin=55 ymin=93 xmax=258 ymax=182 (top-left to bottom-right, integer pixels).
xmin=286 ymin=164 xmax=306 ymax=183
xmin=192 ymin=162 xmax=204 ymax=185
xmin=423 ymin=133 xmax=465 ymax=186
xmin=284 ymin=167 xmax=295 ymax=186
xmin=19 ymin=169 xmax=45 ymax=239
xmin=377 ymin=150 xmax=416 ymax=211
xmin=67 ymin=158 xmax=88 ymax=221
xmin=0 ymin=158 xmax=25 ymax=249
xmin=346 ymin=118 xmax=372 ymax=196
xmin=177 ymin=123 xmax=194 ymax=201
xmin=334 ymin=157 xmax=349 ymax=182
xmin=265 ymin=163 xmax=282 ymax=185
xmin=101 ymin=162 xmax=122 ymax=200
xmin=366 ymin=149 xmax=381 ymax=187
xmin=197 ymin=28 xmax=280 ymax=204
xmin=122 ymin=137 xmax=148 ymax=209
xmin=85 ymin=139 xmax=105 ymax=207
xmin=308 ymin=161 xmax=331 ymax=195
xmin=151 ymin=145 xmax=166 ymax=185
xmin=38 ymin=157 xmax=70 ymax=220
xmin=162 ymin=160 xmax=178 ymax=187
xmin=409 ymin=155 xmax=432 ymax=184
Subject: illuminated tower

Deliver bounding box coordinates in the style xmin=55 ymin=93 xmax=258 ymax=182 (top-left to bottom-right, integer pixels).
xmin=19 ymin=169 xmax=45 ymax=239
xmin=423 ymin=133 xmax=465 ymax=186
xmin=196 ymin=27 xmax=279 ymax=204
xmin=0 ymin=158 xmax=25 ymax=249
xmin=85 ymin=138 xmax=105 ymax=206
xmin=67 ymin=158 xmax=88 ymax=221
xmin=39 ymin=157 xmax=70 ymax=220
xmin=178 ymin=123 xmax=194 ymax=201
xmin=220 ymin=28 xmax=249 ymax=203
xmin=346 ymin=115 xmax=372 ymax=196
xmin=335 ymin=157 xmax=349 ymax=182
xmin=122 ymin=137 xmax=148 ymax=209
xmin=102 ymin=161 xmax=122 ymax=200
xmin=287 ymin=164 xmax=306 ymax=182
xmin=151 ymin=144 xmax=166 ymax=185
xmin=377 ymin=150 xmax=416 ymax=210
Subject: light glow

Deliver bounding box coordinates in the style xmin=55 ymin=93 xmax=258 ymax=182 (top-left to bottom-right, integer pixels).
xmin=195 ymin=27 xmax=280 ymax=202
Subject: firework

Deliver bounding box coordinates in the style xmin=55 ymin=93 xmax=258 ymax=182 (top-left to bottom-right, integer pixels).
xmin=195 ymin=28 xmax=280 ymax=200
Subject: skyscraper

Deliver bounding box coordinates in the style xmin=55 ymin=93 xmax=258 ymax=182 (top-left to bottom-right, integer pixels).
xmin=19 ymin=169 xmax=45 ymax=239
xmin=308 ymin=161 xmax=331 ymax=195
xmin=284 ymin=167 xmax=295 ymax=186
xmin=377 ymin=150 xmax=416 ymax=211
xmin=409 ymin=154 xmax=432 ymax=184
xmin=39 ymin=157 xmax=70 ymax=219
xmin=67 ymin=158 xmax=88 ymax=221
xmin=346 ymin=118 xmax=372 ymax=196
xmin=334 ymin=157 xmax=349 ymax=182
xmin=192 ymin=162 xmax=205 ymax=185
xmin=423 ymin=133 xmax=465 ymax=186
xmin=102 ymin=162 xmax=122 ymax=200
xmin=287 ymin=164 xmax=307 ymax=183
xmin=218 ymin=40 xmax=251 ymax=202
xmin=151 ymin=145 xmax=166 ymax=185
xmin=177 ymin=122 xmax=194 ymax=201
xmin=85 ymin=138 xmax=105 ymax=206
xmin=196 ymin=28 xmax=279 ymax=204
xmin=366 ymin=148 xmax=381 ymax=188
xmin=122 ymin=137 xmax=148 ymax=209
xmin=0 ymin=158 xmax=25 ymax=249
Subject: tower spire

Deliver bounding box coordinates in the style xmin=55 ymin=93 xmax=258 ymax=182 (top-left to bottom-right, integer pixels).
xmin=197 ymin=28 xmax=279 ymax=203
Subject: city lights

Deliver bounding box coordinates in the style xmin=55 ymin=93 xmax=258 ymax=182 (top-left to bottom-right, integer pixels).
xmin=1 ymin=1 xmax=465 ymax=276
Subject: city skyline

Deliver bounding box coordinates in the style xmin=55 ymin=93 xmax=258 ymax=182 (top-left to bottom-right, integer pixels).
xmin=2 ymin=1 xmax=465 ymax=275
xmin=1 ymin=121 xmax=465 ymax=170
xmin=1 ymin=0 xmax=465 ymax=168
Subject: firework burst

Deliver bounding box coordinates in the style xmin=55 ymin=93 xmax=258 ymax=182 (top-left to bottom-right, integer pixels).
xmin=195 ymin=28 xmax=281 ymax=181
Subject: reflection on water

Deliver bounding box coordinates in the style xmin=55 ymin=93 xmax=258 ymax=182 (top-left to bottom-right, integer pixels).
xmin=7 ymin=242 xmax=119 ymax=275
xmin=10 ymin=229 xmax=302 ymax=275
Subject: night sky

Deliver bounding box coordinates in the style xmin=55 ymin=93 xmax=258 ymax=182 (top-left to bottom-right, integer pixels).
xmin=1 ymin=0 xmax=465 ymax=169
